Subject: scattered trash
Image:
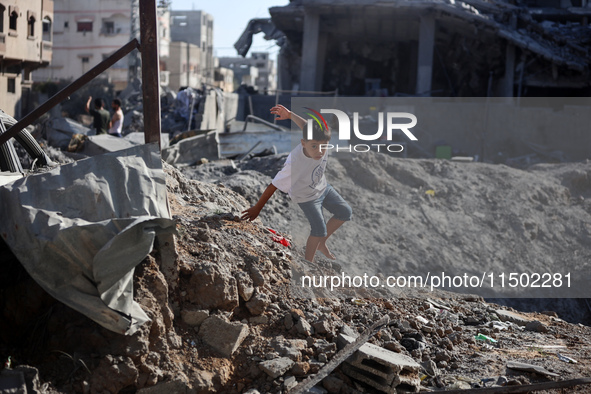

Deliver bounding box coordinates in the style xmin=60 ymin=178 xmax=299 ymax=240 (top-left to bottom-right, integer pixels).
xmin=557 ymin=353 xmax=577 ymax=364
xmin=351 ymin=299 xmax=368 ymax=306
xmin=492 ymin=321 xmax=510 ymax=331
xmin=475 ymin=333 xmax=498 ymax=343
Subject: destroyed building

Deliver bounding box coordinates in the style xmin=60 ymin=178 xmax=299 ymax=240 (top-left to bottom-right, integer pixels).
xmin=218 ymin=52 xmax=278 ymax=93
xmin=260 ymin=0 xmax=591 ymax=96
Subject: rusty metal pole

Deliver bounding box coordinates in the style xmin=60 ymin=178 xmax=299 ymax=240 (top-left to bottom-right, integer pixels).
xmin=139 ymin=0 xmax=161 ymax=148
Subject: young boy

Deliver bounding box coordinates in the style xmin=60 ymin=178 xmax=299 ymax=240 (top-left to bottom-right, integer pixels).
xmin=241 ymin=105 xmax=352 ymax=262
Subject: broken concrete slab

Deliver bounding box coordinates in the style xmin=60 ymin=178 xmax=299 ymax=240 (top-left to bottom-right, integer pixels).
xmin=506 ymin=361 xmax=560 ymax=377
xmin=525 ymin=320 xmax=549 ymax=333
xmin=495 ymin=309 xmax=532 ymax=326
xmin=338 ymin=333 xmax=421 ymax=393
xmin=198 ymin=315 xmax=249 ymax=358
xmin=161 ymin=131 xmax=220 ymax=167
xmin=258 ymin=357 xmax=295 ymax=379
xmin=81 ymin=134 xmax=141 ymax=156
xmin=124 ymin=131 xmax=170 ymax=149
xmin=180 ymin=308 xmax=209 ymax=327
xmin=46 ymin=117 xmax=94 ymax=150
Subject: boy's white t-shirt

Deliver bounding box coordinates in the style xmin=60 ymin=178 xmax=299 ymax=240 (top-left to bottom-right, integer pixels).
xmin=272 ymin=144 xmax=328 ymax=203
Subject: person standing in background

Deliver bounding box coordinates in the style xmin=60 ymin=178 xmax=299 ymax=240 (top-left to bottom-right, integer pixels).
xmin=108 ymin=99 xmax=124 ymax=138
xmin=85 ymin=96 xmax=110 ymax=135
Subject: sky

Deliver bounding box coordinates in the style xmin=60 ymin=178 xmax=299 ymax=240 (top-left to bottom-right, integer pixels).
xmin=169 ymin=0 xmax=289 ymax=60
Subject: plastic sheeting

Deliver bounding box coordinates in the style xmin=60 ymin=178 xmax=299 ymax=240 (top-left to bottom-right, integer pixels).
xmin=0 ymin=144 xmax=175 ymax=335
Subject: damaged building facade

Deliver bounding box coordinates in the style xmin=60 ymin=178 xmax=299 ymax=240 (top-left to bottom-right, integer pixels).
xmin=218 ymin=52 xmax=277 ymax=93
xmin=268 ymin=0 xmax=590 ymax=97
xmin=0 ymin=0 xmax=53 ymax=117
xmin=33 ymin=0 xmax=171 ymax=91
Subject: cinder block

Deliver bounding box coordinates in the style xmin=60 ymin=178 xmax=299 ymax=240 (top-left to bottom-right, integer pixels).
xmin=338 ymin=334 xmax=420 ymax=393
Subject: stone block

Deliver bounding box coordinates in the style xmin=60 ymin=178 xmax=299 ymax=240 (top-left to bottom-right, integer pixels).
xmin=199 ymin=315 xmax=249 ymax=358
xmin=338 ymin=334 xmax=420 ymax=392
xmin=258 ymin=357 xmax=295 ymax=379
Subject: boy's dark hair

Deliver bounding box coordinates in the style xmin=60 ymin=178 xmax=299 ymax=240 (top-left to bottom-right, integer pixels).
xmin=94 ymin=98 xmax=105 ymax=108
xmin=112 ymin=98 xmax=122 ymax=107
xmin=303 ymin=120 xmax=331 ymax=141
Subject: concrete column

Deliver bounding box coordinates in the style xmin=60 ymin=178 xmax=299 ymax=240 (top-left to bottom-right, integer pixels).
xmin=315 ymin=33 xmax=328 ymax=91
xmin=415 ymin=13 xmax=435 ymax=96
xmin=300 ymin=10 xmax=320 ymax=92
xmin=503 ymin=43 xmax=516 ymax=97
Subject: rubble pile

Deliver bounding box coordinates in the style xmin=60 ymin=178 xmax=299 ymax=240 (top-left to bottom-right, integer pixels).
xmin=181 ymin=151 xmax=591 ymax=321
xmin=1 ymin=157 xmax=591 ymax=393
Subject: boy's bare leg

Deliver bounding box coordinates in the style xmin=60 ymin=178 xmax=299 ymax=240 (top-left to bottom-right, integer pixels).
xmin=317 ymin=217 xmax=345 ymax=260
xmin=305 ymin=236 xmax=324 ymax=262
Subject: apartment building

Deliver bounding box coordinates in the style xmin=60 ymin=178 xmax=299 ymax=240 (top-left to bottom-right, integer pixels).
xmin=168 ymin=41 xmax=201 ymax=92
xmin=170 ymin=10 xmax=214 ymax=86
xmin=33 ymin=0 xmax=171 ymax=91
xmin=0 ymin=0 xmax=53 ymax=117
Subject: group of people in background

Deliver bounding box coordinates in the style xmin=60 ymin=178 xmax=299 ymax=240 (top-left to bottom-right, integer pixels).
xmin=85 ymin=96 xmax=124 ymax=137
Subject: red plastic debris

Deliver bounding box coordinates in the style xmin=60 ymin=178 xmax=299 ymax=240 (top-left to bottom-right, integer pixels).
xmin=267 ymin=228 xmax=291 ymax=247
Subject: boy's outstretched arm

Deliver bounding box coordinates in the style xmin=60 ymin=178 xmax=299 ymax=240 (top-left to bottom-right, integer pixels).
xmin=270 ymin=105 xmax=306 ymax=130
xmin=241 ymin=183 xmax=278 ymax=221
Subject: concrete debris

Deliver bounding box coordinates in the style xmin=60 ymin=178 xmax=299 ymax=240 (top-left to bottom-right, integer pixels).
xmin=31 ymin=81 xmax=237 ymax=167
xmin=4 ymin=144 xmax=591 ymax=393
xmin=198 ymin=315 xmax=249 ymax=358
xmin=338 ymin=333 xmax=421 ymax=393
xmin=180 ymin=307 xmax=209 ymax=327
xmin=80 ymin=134 xmax=141 ymax=156
xmin=495 ymin=309 xmax=532 ymax=326
xmin=525 ymin=320 xmax=550 ymax=333
xmin=259 ymin=357 xmax=295 ymax=379
xmin=245 ymin=291 xmax=271 ymax=316
xmin=161 ymin=131 xmax=220 ymax=167
xmin=506 ymin=361 xmax=560 ymax=377
xmin=124 ymin=131 xmax=170 ymax=150
xmin=46 ymin=117 xmax=94 ymax=150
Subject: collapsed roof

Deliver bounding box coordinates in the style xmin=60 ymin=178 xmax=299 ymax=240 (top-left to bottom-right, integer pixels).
xmin=261 ymin=0 xmax=591 ymax=96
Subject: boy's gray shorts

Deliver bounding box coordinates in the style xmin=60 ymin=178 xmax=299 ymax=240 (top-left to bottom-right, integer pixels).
xmin=297 ymin=184 xmax=352 ymax=237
